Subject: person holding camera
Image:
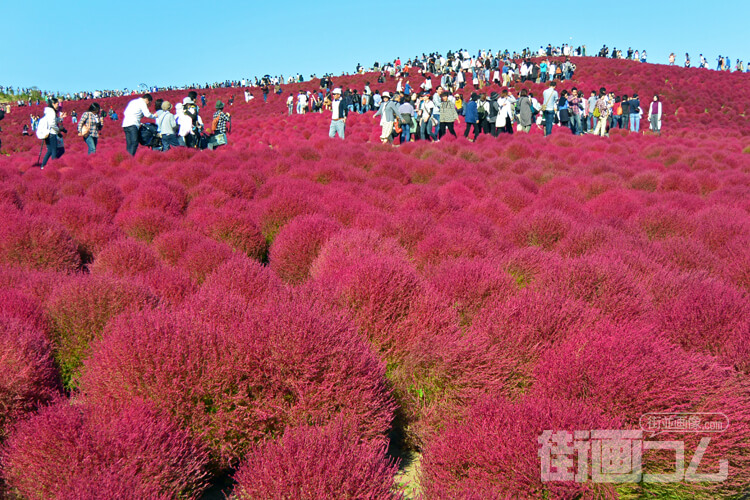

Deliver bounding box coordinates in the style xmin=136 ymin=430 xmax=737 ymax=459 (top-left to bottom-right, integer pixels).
xmin=122 ymin=93 xmax=156 ymax=156
xmin=78 ymin=103 xmax=103 ymax=154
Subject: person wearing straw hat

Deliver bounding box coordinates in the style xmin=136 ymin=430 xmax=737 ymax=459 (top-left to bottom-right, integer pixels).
xmin=329 ymin=88 xmax=348 ymax=140
xmin=157 ymin=101 xmax=180 ymax=151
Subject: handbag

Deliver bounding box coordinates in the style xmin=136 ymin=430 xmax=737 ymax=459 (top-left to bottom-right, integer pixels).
xmin=78 ymin=115 xmax=91 ymax=138
xmin=208 ymin=133 xmax=227 ymax=147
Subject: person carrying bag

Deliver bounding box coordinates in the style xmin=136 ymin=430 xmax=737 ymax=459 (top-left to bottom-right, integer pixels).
xmin=207 ymin=100 xmax=231 ymax=150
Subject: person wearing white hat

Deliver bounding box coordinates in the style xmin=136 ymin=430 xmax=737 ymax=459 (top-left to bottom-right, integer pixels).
xmin=329 ymin=88 xmax=348 ymax=140
xmin=373 ymin=91 xmax=399 ymax=144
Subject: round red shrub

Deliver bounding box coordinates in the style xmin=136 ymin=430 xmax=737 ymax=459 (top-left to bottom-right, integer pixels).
xmin=200 ymin=255 xmax=285 ymax=306
xmin=231 ymin=420 xmax=400 ymax=500
xmin=0 ymin=212 xmax=81 ymax=272
xmin=120 ymin=182 xmax=186 ymax=216
xmin=80 ymin=299 xmax=394 ymax=467
xmin=507 ymin=208 xmax=573 ymax=250
xmin=45 ymin=274 xmax=157 ymax=389
xmin=114 ymin=209 xmax=177 ymax=243
xmin=0 ymin=317 xmax=59 ymax=443
xmin=269 ymin=214 xmax=341 ymax=284
xmin=1 ymin=399 xmax=209 ymax=499
xmin=188 ymin=208 xmax=267 ymax=262
xmin=91 ymin=238 xmax=161 ymax=277
xmin=653 ymin=272 xmax=750 ymax=371
xmin=86 ymin=180 xmax=124 ymax=215
xmin=419 ymin=396 xmax=617 ymax=500
xmin=533 ymin=324 xmax=729 ymax=422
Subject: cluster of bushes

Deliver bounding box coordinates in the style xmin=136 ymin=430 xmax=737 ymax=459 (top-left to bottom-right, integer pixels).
xmin=0 ymin=56 xmax=748 ymax=498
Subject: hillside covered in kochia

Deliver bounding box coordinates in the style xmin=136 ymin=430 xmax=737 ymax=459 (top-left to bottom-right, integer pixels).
xmin=0 ymin=56 xmax=749 ymax=499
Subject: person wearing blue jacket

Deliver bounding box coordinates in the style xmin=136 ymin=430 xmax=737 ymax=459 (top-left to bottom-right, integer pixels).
xmin=463 ymin=93 xmax=480 ymax=141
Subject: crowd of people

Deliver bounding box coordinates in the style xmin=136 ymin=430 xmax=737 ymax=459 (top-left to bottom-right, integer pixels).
xmin=2 ymin=42 xmax=747 ymax=111
xmin=320 ymin=81 xmax=662 ymax=144
xmin=34 ymin=90 xmax=233 ymax=169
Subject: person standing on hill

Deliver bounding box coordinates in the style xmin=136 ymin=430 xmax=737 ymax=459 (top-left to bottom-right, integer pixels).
xmin=628 ymin=93 xmax=641 ymax=132
xmin=463 ymin=93 xmax=479 ymax=141
xmin=593 ymin=88 xmax=610 ymax=137
xmin=38 ymin=98 xmax=67 ymax=168
xmin=329 ymin=88 xmax=348 ymax=140
xmin=78 ymin=102 xmax=103 ymax=154
xmin=542 ymin=81 xmax=558 ymax=137
xmin=373 ymin=92 xmax=399 ymax=145
xmin=157 ymin=101 xmax=180 ymax=151
xmin=648 ymin=95 xmax=662 ymax=134
xmin=122 ymin=93 xmax=155 ymax=156
xmin=208 ymin=100 xmax=231 ymax=149
xmin=438 ymin=92 xmax=458 ymax=139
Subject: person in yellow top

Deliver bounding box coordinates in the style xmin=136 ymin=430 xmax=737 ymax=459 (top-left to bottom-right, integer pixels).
xmin=454 ymin=93 xmax=463 ymax=114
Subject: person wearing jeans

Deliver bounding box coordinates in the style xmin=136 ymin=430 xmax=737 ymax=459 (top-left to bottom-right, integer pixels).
xmin=121 ymin=94 xmax=155 ymax=156
xmin=541 ymin=81 xmax=558 ymax=137
xmin=40 ymin=98 xmax=65 ymax=168
xmin=78 ymin=102 xmax=102 ymax=154
xmin=629 ymin=94 xmax=641 ymax=132
xmin=328 ymin=88 xmax=347 ymax=140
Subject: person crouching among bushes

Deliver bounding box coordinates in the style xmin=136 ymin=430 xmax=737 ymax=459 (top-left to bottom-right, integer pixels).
xmin=329 ymin=88 xmax=348 ymax=140
xmin=78 ymin=103 xmax=103 ymax=154
xmin=157 ymin=101 xmax=180 ymax=151
xmin=207 ymin=100 xmax=231 ymax=150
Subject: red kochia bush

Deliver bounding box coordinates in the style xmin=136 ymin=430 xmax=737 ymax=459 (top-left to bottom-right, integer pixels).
xmin=269 ymin=214 xmax=341 ymax=284
xmin=91 ymin=238 xmax=161 ymax=277
xmin=80 ymin=298 xmax=394 ymax=467
xmin=187 ymin=208 xmax=267 ymax=262
xmin=0 ymin=288 xmax=48 ymax=333
xmin=1 ymin=399 xmax=209 ymax=499
xmin=653 ymin=272 xmax=750 ymax=371
xmin=419 ymin=396 xmax=617 ymax=500
xmin=0 ymin=211 xmax=81 ymax=272
xmin=465 ymin=289 xmax=600 ymax=395
xmin=231 ymin=420 xmax=401 ymax=500
xmin=119 ymin=181 xmax=187 ymax=216
xmin=45 ymin=274 xmax=157 ymax=389
xmin=533 ymin=324 xmax=730 ymax=423
xmin=0 ymin=317 xmax=59 ymax=443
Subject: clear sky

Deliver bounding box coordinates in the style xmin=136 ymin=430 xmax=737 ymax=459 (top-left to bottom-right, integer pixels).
xmin=3 ymin=0 xmax=748 ymax=93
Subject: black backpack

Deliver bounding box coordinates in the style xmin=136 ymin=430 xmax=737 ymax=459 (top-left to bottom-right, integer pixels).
xmin=139 ymin=123 xmax=160 ymax=148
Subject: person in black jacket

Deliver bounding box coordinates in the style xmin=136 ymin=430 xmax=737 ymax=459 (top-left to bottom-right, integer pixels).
xmin=328 ymin=88 xmax=348 ymax=140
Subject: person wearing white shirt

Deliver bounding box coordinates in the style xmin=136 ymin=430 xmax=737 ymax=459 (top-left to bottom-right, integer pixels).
xmin=174 ymin=103 xmax=193 ymax=146
xmin=329 ymin=88 xmax=347 ymax=140
xmin=122 ymin=93 xmax=155 ymax=156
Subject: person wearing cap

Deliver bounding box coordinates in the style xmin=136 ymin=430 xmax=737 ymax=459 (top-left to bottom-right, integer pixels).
xmin=122 ymin=93 xmax=156 ymax=156
xmin=156 ymin=101 xmax=180 ymax=151
xmin=329 ymin=88 xmax=348 ymax=140
xmin=208 ymin=100 xmax=231 ymax=149
xmin=373 ymin=91 xmax=399 ymax=145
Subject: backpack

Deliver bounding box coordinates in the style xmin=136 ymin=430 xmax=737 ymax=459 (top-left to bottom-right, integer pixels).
xmin=139 ymin=123 xmax=160 ymax=147
xmin=477 ymin=103 xmax=487 ymax=120
xmin=36 ymin=115 xmax=50 ymax=140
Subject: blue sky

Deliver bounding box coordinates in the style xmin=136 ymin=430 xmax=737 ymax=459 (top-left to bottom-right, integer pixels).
xmin=3 ymin=0 xmax=748 ymax=93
